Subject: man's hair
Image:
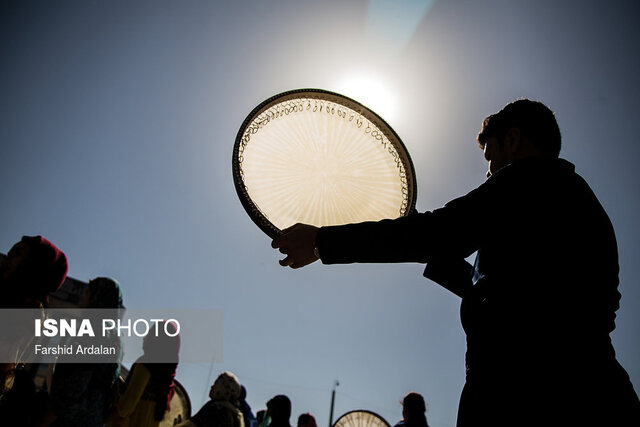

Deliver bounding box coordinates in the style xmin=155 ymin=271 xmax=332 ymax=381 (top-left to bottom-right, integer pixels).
xmin=267 ymin=394 xmax=291 ymax=420
xmin=477 ymin=99 xmax=561 ymax=157
xmin=402 ymin=391 xmax=427 ymax=414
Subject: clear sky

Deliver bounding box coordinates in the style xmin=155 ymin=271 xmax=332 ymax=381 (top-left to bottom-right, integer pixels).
xmin=1 ymin=1 xmax=639 ymax=426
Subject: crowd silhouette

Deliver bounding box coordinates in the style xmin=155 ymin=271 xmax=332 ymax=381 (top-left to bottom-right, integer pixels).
xmin=0 ymin=235 xmax=422 ymax=427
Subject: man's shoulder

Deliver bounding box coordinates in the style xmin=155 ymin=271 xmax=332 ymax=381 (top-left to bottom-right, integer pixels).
xmin=482 ymin=157 xmax=577 ymax=192
xmin=494 ymin=157 xmax=574 ymax=179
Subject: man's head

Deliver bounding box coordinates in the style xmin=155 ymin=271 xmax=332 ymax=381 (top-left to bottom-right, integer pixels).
xmin=402 ymin=392 xmax=426 ymax=420
xmin=267 ymin=394 xmax=291 ymax=423
xmin=477 ymin=99 xmax=561 ymax=177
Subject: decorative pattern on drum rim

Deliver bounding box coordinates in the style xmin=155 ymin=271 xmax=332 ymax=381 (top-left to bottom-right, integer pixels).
xmin=233 ymin=88 xmax=417 ymax=239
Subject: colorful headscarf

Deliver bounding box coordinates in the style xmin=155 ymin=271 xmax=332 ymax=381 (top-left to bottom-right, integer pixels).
xmin=20 ymin=235 xmax=68 ymax=295
xmin=1 ymin=235 xmax=68 ymax=307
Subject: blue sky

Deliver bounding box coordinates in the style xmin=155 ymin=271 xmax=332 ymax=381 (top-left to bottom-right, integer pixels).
xmin=1 ymin=1 xmax=639 ymax=426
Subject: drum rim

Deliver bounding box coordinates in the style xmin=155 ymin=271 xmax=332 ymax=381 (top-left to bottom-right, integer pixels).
xmin=232 ymin=88 xmax=417 ymax=239
xmin=332 ymin=409 xmax=391 ymax=427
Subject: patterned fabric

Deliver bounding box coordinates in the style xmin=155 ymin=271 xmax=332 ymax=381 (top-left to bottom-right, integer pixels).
xmin=50 ymin=363 xmax=119 ymax=427
xmin=49 ymin=277 xmax=124 ymax=426
xmin=185 ymin=372 xmax=244 ymax=427
xmin=189 ymin=400 xmax=244 ymax=427
xmin=211 ymin=372 xmax=241 ymax=403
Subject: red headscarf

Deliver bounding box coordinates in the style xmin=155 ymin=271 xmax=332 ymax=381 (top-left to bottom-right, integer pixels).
xmin=2 ymin=236 xmax=69 ymax=307
xmin=20 ymin=235 xmax=68 ymax=295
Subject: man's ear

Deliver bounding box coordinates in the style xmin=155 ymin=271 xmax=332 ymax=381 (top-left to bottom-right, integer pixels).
xmin=504 ymin=127 xmax=521 ymax=154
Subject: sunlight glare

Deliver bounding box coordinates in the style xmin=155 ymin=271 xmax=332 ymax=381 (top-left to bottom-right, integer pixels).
xmin=335 ymin=75 xmax=398 ymax=125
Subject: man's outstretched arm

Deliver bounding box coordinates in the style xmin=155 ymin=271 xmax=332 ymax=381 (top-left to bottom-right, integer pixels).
xmin=271 ymin=179 xmax=495 ymax=270
xmin=272 ymin=213 xmax=444 ymax=269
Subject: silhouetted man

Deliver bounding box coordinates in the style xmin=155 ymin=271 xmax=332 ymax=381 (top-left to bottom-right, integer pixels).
xmin=266 ymin=395 xmax=292 ymax=427
xmin=272 ymin=100 xmax=640 ymax=426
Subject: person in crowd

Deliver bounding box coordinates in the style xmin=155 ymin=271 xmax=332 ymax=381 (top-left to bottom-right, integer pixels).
xmin=240 ymin=384 xmax=258 ymax=427
xmin=176 ymin=371 xmax=244 ymax=427
xmin=266 ymin=395 xmax=292 ymax=427
xmin=297 ymin=413 xmax=317 ymax=427
xmin=106 ymin=320 xmax=180 ymax=427
xmin=394 ymin=392 xmax=429 ymax=427
xmin=0 ymin=235 xmax=68 ymax=309
xmin=0 ymin=235 xmax=67 ymax=414
xmin=38 ymin=277 xmax=124 ymax=427
xmin=271 ymin=99 xmax=640 ymax=426
xmin=0 ymin=366 xmax=47 ymax=426
xmin=256 ymin=409 xmax=267 ymax=427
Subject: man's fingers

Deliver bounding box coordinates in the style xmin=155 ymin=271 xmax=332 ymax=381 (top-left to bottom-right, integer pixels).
xmin=279 ymin=257 xmax=305 ymax=269
xmin=279 ymin=254 xmax=307 ymax=268
xmin=273 ymin=241 xmax=289 ymax=254
xmin=279 ymin=256 xmax=293 ymax=267
xmin=272 ymin=237 xmax=290 ymax=249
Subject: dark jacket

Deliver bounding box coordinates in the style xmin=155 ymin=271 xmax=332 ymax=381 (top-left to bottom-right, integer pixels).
xmin=316 ymin=157 xmax=639 ymax=426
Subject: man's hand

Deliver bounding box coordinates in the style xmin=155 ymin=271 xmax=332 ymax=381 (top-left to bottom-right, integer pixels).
xmin=271 ymin=223 xmax=319 ymax=269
